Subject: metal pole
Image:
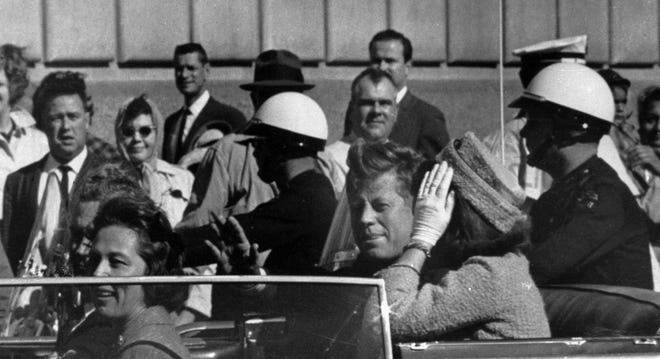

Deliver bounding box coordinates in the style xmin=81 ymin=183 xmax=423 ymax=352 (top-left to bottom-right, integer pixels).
xmin=499 ymin=0 xmax=506 ymax=166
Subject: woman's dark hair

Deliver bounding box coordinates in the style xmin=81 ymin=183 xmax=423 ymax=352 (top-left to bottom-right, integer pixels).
xmin=89 ymin=194 xmax=188 ymax=312
xmin=121 ymin=95 xmax=152 ymax=127
xmin=434 ymin=193 xmax=531 ymax=268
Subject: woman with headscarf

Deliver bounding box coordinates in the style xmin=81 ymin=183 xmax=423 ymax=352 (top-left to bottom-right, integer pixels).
xmin=378 ymin=132 xmax=550 ymax=341
xmin=115 ymin=94 xmax=193 ymax=226
xmin=115 ymin=95 xmax=209 ymax=325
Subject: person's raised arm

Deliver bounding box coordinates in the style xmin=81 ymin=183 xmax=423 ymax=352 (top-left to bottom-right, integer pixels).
xmin=391 ymin=162 xmax=454 ymax=273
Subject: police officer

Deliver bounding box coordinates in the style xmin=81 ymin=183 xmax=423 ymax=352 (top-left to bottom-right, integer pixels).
xmin=483 ymin=35 xmax=639 ymax=201
xmin=207 ymin=92 xmax=337 ymax=275
xmin=510 ymin=63 xmax=653 ymax=289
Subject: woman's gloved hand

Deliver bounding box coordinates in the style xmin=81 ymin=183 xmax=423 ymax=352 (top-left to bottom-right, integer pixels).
xmin=411 ymin=161 xmax=455 ymax=247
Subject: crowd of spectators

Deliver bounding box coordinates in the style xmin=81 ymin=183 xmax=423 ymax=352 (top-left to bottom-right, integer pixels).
xmin=0 ymin=28 xmax=658 ymax=358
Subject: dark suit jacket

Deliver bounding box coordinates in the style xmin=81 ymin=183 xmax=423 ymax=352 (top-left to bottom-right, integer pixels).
xmin=2 ymin=151 xmax=100 ymax=273
xmin=390 ymin=91 xmax=450 ymax=160
xmin=162 ymin=96 xmax=246 ymax=164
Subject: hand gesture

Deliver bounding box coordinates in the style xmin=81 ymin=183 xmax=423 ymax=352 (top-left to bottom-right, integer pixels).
xmin=627 ymin=144 xmax=660 ymax=176
xmin=206 ymin=216 xmax=260 ymax=275
xmin=411 ymin=162 xmax=455 ymax=247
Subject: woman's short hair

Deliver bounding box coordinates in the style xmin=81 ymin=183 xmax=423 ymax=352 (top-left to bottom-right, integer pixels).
xmin=117 ymin=94 xmax=153 ymax=129
xmin=90 ymin=194 xmax=188 ymax=312
xmin=0 ymin=44 xmax=30 ymax=107
xmin=345 ymin=139 xmax=423 ymax=200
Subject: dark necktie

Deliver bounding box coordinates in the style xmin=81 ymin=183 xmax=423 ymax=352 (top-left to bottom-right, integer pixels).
xmin=178 ymin=108 xmax=192 ymax=148
xmin=59 ymin=165 xmax=71 ymax=208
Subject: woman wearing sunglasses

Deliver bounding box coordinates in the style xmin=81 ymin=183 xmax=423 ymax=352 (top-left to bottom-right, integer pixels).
xmin=115 ymin=96 xmax=209 ymax=326
xmin=114 ymin=95 xmax=194 ymax=226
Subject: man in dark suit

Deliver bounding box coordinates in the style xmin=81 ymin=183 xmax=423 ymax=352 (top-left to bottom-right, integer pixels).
xmin=2 ymin=71 xmax=100 ymax=273
xmin=344 ymin=30 xmax=449 ymax=160
xmin=162 ymin=43 xmax=246 ymax=166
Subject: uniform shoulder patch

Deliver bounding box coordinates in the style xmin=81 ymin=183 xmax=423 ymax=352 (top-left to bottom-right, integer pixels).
xmin=576 ymin=189 xmax=599 ymax=210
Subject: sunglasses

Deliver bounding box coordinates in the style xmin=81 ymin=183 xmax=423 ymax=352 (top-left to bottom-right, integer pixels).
xmin=122 ymin=126 xmax=155 ymax=138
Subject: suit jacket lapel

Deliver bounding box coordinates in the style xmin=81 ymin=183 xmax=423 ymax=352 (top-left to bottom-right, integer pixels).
xmin=25 ymin=156 xmax=49 ymax=220
xmin=391 ymin=91 xmax=420 ymax=148
xmin=182 ymin=98 xmax=213 ymax=152
xmin=69 ymin=151 xmax=100 ymax=208
xmin=164 ymin=108 xmax=186 ymax=162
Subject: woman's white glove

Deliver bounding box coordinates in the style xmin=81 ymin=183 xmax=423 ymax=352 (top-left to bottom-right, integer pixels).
xmin=411 ymin=161 xmax=455 ymax=247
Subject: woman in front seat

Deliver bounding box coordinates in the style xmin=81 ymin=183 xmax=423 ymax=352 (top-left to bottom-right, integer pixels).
xmin=379 ymin=133 xmax=550 ymax=341
xmin=86 ymin=194 xmax=190 ymax=359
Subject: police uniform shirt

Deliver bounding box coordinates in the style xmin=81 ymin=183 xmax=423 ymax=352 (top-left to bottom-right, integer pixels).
xmin=233 ymin=170 xmax=337 ymax=275
xmin=527 ymin=156 xmax=653 ymax=289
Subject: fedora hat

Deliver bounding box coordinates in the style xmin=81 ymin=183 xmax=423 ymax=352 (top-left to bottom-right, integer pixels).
xmin=240 ymin=49 xmax=315 ymax=91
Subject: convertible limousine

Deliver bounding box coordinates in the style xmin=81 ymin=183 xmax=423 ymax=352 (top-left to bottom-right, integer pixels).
xmin=0 ymin=276 xmax=658 ymax=358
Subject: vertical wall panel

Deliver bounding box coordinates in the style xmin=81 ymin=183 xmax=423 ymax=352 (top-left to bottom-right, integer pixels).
xmin=0 ymin=0 xmax=42 ymax=61
xmin=262 ymin=0 xmax=324 ymax=61
xmin=504 ymin=0 xmax=557 ymax=63
xmin=44 ymin=0 xmax=115 ymax=62
xmin=558 ymin=0 xmax=608 ymax=63
xmin=326 ymin=0 xmax=387 ymax=63
xmin=447 ymin=0 xmax=498 ymax=63
xmin=118 ymin=0 xmax=190 ymax=62
xmin=611 ymin=0 xmax=659 ymax=64
xmin=389 ymin=0 xmax=446 ymax=63
xmin=193 ymin=0 xmax=259 ymax=61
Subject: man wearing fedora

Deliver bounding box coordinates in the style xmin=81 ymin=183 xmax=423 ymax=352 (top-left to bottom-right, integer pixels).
xmin=175 ymin=49 xmax=316 ymax=245
xmin=162 ymin=42 xmax=246 ymax=167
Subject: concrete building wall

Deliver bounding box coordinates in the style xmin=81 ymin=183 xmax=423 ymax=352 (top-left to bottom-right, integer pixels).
xmin=2 ymin=0 xmax=660 ymax=143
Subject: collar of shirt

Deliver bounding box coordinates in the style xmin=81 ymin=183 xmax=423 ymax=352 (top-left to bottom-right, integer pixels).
xmin=2 ymin=111 xmax=33 ymax=143
xmin=43 ymin=146 xmax=88 ymax=178
xmin=185 ymin=90 xmax=210 ymax=119
xmin=396 ymin=86 xmax=408 ymax=104
xmin=182 ymin=90 xmax=210 ymax=141
xmin=38 ymin=147 xmax=88 ymax=205
xmin=10 ymin=109 xmax=36 ymax=128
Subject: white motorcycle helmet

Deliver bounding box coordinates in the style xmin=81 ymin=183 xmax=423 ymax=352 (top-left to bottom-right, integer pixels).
xmin=510 ymin=62 xmax=614 ymax=126
xmin=246 ymin=92 xmax=328 ymax=152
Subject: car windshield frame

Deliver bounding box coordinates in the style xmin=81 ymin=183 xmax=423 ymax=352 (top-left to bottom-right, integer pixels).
xmin=0 ymin=275 xmax=393 ymax=359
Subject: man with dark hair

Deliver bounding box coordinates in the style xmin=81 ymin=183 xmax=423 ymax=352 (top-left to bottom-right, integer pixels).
xmin=319 ymin=67 xmax=400 ymax=271
xmin=484 ymin=36 xmax=639 ymax=201
xmin=0 ymin=44 xmax=120 ymax=162
xmin=162 ymin=42 xmax=246 ymax=166
xmin=341 ymin=139 xmax=424 ymax=276
xmin=187 ymin=92 xmax=337 ymax=276
xmin=176 ymin=49 xmax=315 ymax=240
xmin=3 ymin=71 xmax=102 ymax=273
xmin=342 ymin=29 xmax=449 ymax=160
xmin=324 ymin=68 xmax=398 ymax=189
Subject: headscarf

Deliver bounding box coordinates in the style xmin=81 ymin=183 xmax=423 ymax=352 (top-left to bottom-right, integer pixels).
xmin=114 ymin=94 xmax=164 ymax=197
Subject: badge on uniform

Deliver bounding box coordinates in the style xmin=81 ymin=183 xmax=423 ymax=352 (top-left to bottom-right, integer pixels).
xmin=577 ymin=190 xmax=599 ymax=209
